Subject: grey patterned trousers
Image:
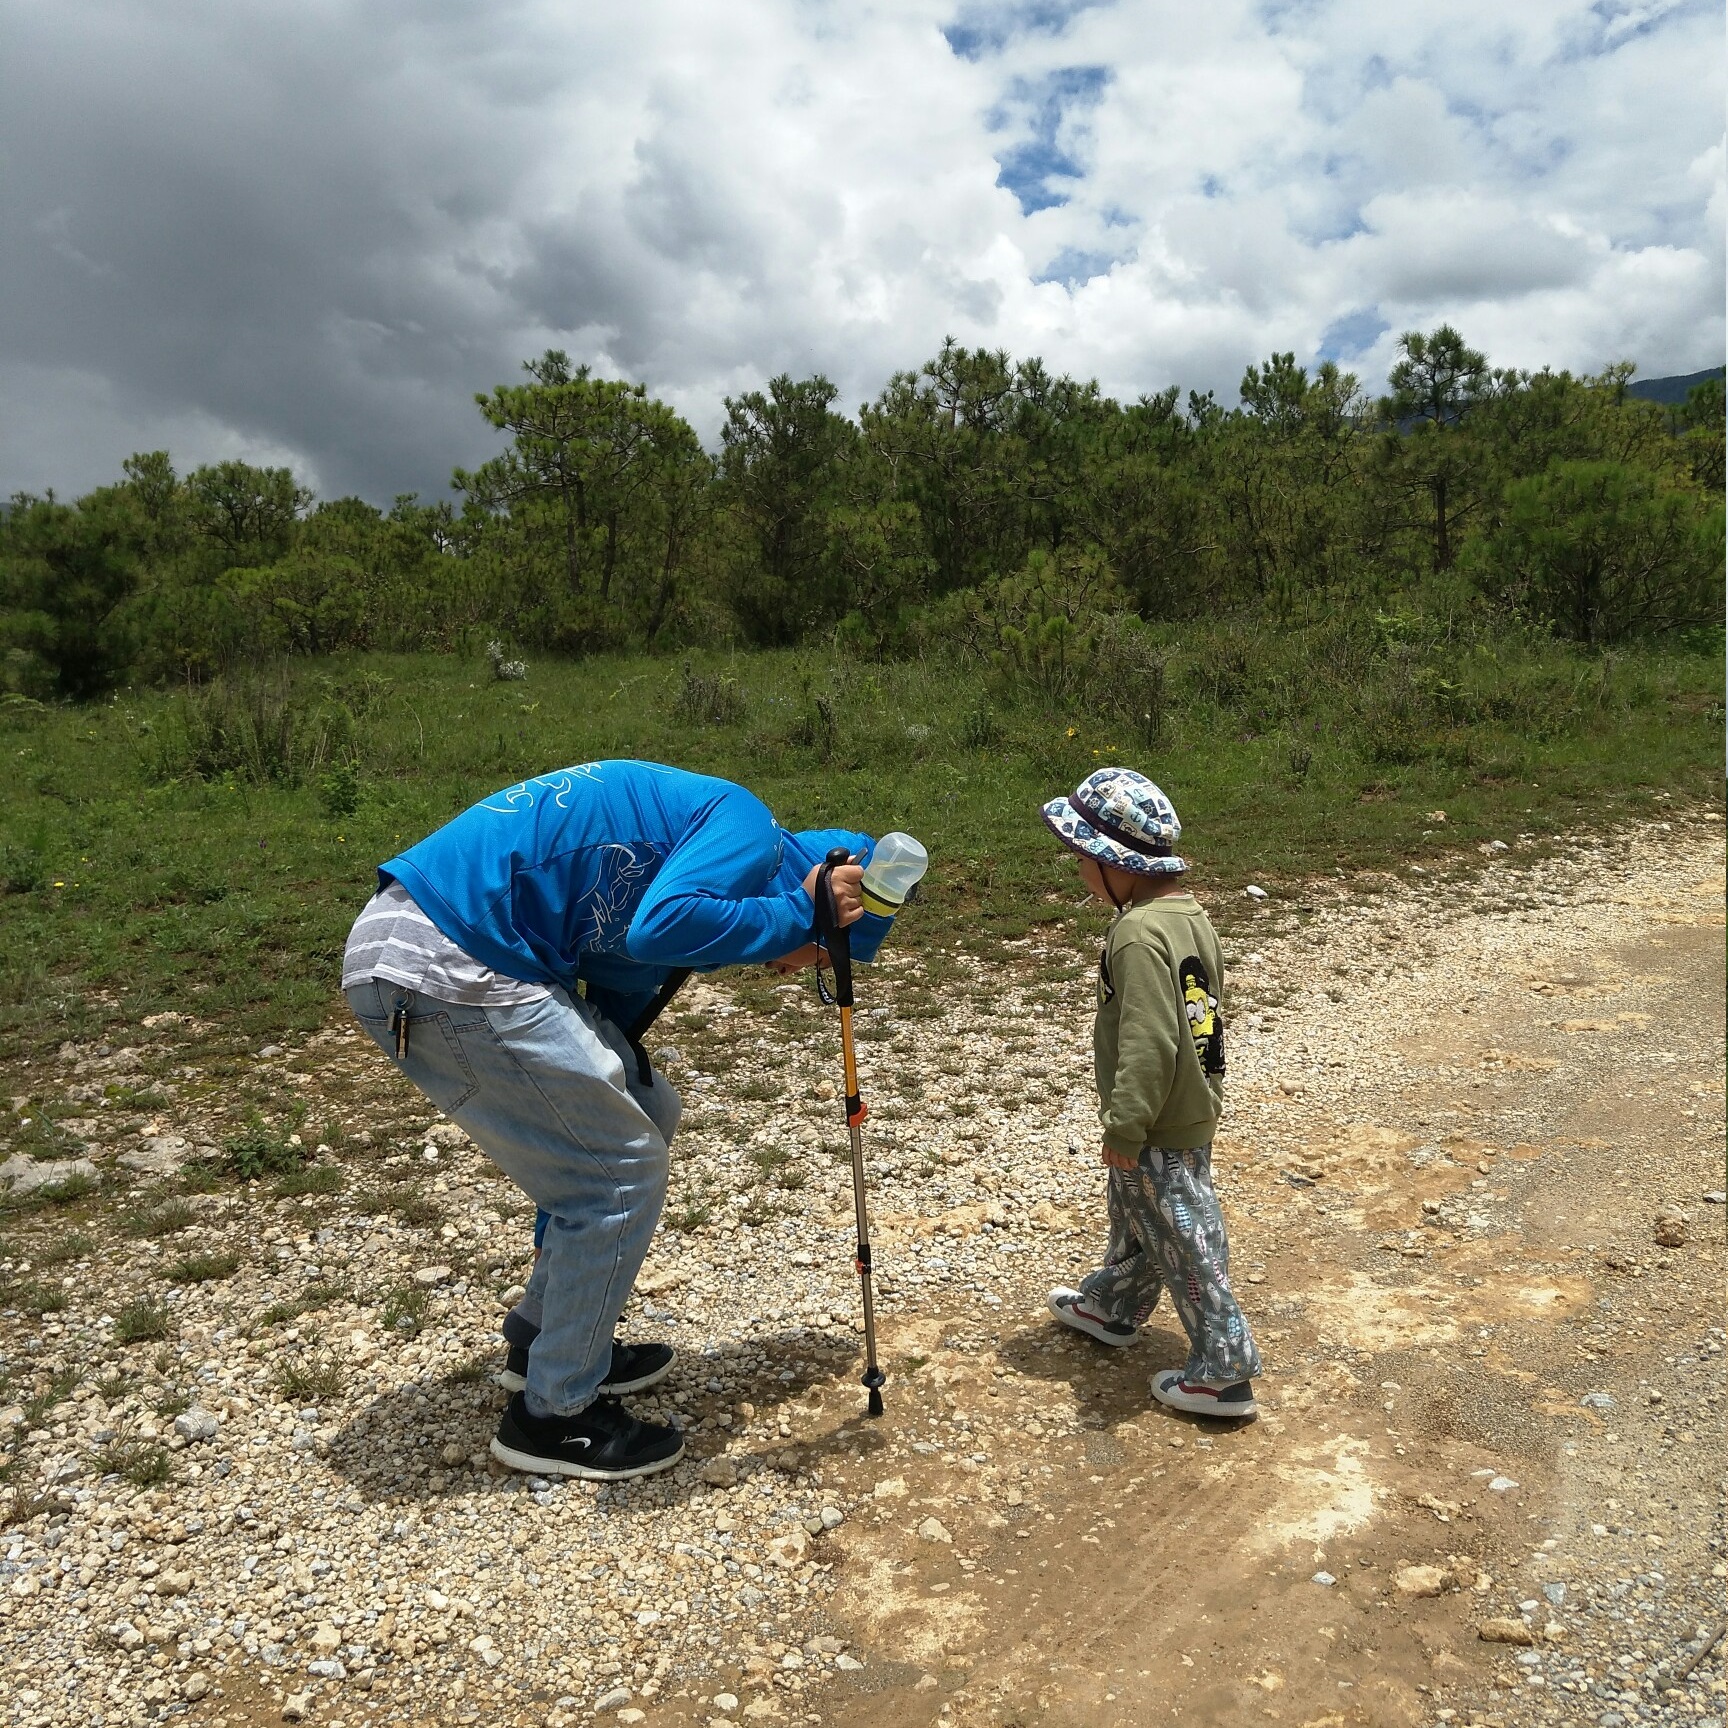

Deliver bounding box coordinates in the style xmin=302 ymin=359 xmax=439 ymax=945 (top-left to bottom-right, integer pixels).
xmin=1078 ymin=1144 xmax=1262 ymax=1387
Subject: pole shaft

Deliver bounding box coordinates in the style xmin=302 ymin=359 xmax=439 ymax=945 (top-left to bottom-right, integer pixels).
xmin=837 ymin=1009 xmax=881 ymax=1391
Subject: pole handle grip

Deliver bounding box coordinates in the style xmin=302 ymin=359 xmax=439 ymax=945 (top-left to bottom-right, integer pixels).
xmin=815 ymin=845 xmax=855 ymax=1008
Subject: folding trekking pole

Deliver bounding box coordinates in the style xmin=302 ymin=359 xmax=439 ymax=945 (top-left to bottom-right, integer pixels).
xmin=815 ymin=846 xmax=887 ymax=1418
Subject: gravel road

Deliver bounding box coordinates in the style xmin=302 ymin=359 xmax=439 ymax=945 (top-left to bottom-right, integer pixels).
xmin=0 ymin=809 xmax=1721 ymax=1728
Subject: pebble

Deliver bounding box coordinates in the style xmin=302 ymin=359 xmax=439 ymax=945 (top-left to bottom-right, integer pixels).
xmin=1244 ymin=884 xmax=1269 ymax=900
xmin=1311 ymin=1571 xmax=1337 ymax=1587
xmin=1395 ymin=1565 xmax=1449 ymax=1599
xmin=918 ymin=1516 xmax=954 ymax=1544
xmin=1653 ymin=1211 xmax=1689 ymax=1247
xmin=1478 ymin=1618 xmax=1536 ymax=1646
xmin=172 ymin=1406 xmax=219 ymax=1443
xmin=595 ymin=1686 xmax=633 ymax=1710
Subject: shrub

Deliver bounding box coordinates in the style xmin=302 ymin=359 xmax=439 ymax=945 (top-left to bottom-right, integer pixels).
xmin=1470 ymin=461 xmax=1725 ymax=644
xmin=316 ymin=759 xmax=360 ymax=819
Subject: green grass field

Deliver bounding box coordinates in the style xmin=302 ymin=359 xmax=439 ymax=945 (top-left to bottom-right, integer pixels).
xmin=0 ymin=637 xmax=1720 ymax=1067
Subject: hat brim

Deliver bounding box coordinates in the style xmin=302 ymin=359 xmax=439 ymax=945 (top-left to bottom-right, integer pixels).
xmin=1040 ymin=798 xmax=1187 ymax=877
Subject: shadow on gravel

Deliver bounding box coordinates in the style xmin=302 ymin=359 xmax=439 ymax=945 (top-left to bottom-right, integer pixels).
xmin=322 ymin=1325 xmax=877 ymax=1503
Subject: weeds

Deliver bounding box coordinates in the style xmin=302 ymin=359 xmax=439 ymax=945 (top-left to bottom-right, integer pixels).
xmin=275 ymin=1354 xmax=344 ymax=1403
xmin=673 ymin=662 xmax=746 ymax=725
xmin=393 ymin=1190 xmax=444 ymax=1227
xmin=87 ymin=1434 xmax=172 ymax=1488
xmin=163 ymin=1250 xmax=241 ymax=1284
xmin=670 ymin=1200 xmax=713 ymax=1232
xmin=34 ymin=1230 xmax=93 ymax=1265
xmin=273 ymin=1164 xmax=342 ymax=1198
xmin=114 ymin=1302 xmax=172 ymax=1345
xmin=177 ymin=1161 xmax=225 ymax=1195
xmin=381 ymin=1283 xmax=429 ymax=1337
xmin=122 ymin=1200 xmax=196 ymax=1239
xmin=95 ymin=1371 xmax=137 ymax=1403
xmin=223 ymin=1118 xmax=305 ymax=1182
xmin=21 ymin=1368 xmax=78 ymax=1427
xmin=257 ymin=1282 xmax=346 ymax=1328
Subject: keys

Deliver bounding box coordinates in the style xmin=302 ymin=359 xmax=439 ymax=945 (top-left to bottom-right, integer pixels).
xmin=391 ymin=993 xmax=411 ymax=1059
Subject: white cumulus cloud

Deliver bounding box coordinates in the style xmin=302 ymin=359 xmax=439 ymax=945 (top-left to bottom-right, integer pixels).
xmin=0 ymin=0 xmax=1718 ymax=501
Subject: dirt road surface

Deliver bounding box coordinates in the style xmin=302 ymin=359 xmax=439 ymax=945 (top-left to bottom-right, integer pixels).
xmin=1 ymin=814 xmax=1721 ymax=1728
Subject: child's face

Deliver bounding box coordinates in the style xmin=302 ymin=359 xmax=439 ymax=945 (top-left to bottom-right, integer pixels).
xmin=1076 ymin=855 xmax=1113 ymax=903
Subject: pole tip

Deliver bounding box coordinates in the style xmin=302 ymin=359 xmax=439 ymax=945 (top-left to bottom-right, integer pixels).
xmin=866 ymin=1388 xmax=884 ymax=1417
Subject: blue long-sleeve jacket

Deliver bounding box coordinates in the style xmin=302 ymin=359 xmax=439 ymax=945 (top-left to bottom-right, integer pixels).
xmin=381 ymin=761 xmax=883 ymax=1028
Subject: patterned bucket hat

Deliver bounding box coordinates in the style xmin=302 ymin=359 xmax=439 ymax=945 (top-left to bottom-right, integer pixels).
xmin=1040 ymin=767 xmax=1186 ymax=877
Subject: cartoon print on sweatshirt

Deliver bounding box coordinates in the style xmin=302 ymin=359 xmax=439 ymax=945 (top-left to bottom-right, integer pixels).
xmin=1180 ymin=957 xmax=1225 ymax=1076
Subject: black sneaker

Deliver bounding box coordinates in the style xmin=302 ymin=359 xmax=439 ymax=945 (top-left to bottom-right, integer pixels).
xmin=490 ymin=1392 xmax=685 ymax=1480
xmin=496 ymin=1333 xmax=675 ymax=1396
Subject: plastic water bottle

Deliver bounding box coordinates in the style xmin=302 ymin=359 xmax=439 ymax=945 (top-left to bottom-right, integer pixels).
xmin=861 ymin=831 xmax=928 ymax=917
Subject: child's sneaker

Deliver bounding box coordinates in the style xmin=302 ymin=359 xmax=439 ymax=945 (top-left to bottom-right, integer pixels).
xmin=1047 ymin=1287 xmax=1137 ymax=1347
xmin=1150 ymin=1369 xmax=1257 ymax=1420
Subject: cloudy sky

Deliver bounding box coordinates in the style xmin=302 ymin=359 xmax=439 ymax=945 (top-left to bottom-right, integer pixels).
xmin=1 ymin=0 xmax=1721 ymax=503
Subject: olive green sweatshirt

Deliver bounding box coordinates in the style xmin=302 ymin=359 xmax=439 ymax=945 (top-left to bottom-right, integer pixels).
xmin=1094 ymin=891 xmax=1226 ymax=1157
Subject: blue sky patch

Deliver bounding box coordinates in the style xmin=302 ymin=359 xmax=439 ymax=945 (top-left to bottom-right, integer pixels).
xmin=1034 ymin=246 xmax=1122 ymax=288
xmin=1319 ymin=308 xmax=1389 ymax=362
xmin=943 ymin=0 xmax=1112 ymax=62
xmin=991 ymin=64 xmax=1111 ymax=215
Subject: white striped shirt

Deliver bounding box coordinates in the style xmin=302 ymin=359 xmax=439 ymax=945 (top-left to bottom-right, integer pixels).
xmin=340 ymin=880 xmax=550 ymax=1006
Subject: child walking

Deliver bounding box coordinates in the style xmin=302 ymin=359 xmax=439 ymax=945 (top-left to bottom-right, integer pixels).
xmin=1040 ymin=768 xmax=1262 ymax=1419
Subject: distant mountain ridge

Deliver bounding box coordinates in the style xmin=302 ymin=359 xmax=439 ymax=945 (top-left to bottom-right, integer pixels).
xmin=1627 ymin=366 xmax=1725 ymax=406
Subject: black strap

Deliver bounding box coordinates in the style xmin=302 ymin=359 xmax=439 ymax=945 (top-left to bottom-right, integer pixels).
xmin=813 ymin=847 xmax=855 ymax=1008
xmin=625 ymin=968 xmax=693 ymax=1085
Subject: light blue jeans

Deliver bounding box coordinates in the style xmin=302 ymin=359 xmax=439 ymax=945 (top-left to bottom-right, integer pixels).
xmin=345 ymin=979 xmax=681 ymax=1417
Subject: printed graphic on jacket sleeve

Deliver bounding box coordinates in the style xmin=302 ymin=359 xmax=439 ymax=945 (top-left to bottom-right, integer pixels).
xmin=1180 ymin=957 xmax=1225 ymax=1076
